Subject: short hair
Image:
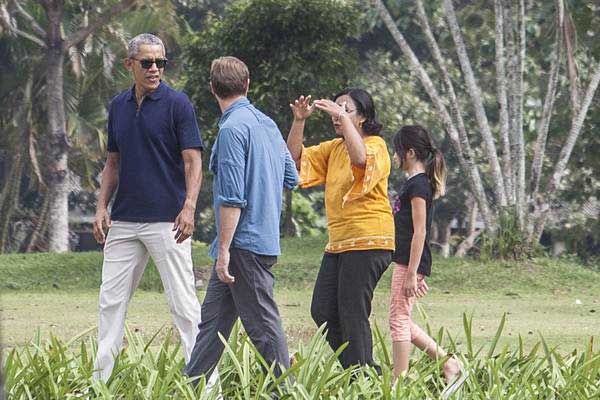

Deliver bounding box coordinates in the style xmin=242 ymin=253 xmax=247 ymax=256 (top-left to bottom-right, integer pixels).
xmin=210 ymin=56 xmax=249 ymax=99
xmin=127 ymin=33 xmax=165 ymax=58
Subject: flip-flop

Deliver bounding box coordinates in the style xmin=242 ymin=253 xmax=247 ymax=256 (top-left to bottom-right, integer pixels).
xmin=440 ymin=365 xmax=469 ymax=400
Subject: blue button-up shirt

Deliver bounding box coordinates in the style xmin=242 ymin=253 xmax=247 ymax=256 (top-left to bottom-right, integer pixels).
xmin=209 ymin=97 xmax=298 ymax=258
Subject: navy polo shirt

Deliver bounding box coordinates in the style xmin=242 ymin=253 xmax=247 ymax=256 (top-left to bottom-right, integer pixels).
xmin=106 ymin=81 xmax=203 ymax=222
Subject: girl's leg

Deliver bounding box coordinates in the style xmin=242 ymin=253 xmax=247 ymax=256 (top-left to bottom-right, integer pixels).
xmin=389 ymin=264 xmax=415 ymax=379
xmin=410 ymin=322 xmax=461 ymax=382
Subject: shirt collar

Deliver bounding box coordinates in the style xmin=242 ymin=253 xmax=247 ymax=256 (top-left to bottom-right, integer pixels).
xmin=219 ymin=97 xmax=250 ymax=126
xmin=127 ymin=80 xmax=166 ymax=102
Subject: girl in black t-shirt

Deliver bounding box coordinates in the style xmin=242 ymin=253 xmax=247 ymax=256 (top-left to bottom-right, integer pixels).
xmin=389 ymin=125 xmax=465 ymax=395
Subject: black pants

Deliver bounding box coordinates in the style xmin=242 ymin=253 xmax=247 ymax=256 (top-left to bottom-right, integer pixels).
xmin=184 ymin=247 xmax=290 ymax=381
xmin=310 ymin=250 xmax=391 ymax=370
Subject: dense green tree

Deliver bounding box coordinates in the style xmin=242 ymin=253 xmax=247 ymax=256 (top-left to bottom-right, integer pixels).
xmin=182 ymin=0 xmax=364 ymax=237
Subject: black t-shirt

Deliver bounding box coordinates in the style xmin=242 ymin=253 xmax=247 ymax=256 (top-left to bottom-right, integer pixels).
xmin=392 ymin=173 xmax=433 ymax=276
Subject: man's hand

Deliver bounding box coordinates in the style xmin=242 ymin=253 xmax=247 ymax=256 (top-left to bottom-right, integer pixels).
xmin=215 ymin=249 xmax=235 ymax=284
xmin=173 ymin=203 xmax=195 ymax=244
xmin=93 ymin=208 xmax=112 ymax=244
xmin=290 ymin=95 xmax=315 ymax=121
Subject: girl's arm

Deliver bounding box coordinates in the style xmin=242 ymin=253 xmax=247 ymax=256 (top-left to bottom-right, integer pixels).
xmin=403 ymin=197 xmax=427 ymax=298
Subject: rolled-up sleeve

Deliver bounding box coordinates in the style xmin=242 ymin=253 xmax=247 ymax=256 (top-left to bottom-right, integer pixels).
xmin=342 ymin=140 xmax=390 ymax=207
xmin=215 ymin=128 xmax=247 ymax=208
xmin=283 ymin=147 xmax=299 ymax=189
xmin=299 ymin=139 xmax=338 ymax=188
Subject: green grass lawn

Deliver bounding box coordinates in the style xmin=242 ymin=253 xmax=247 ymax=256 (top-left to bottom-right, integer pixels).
xmin=1 ymin=235 xmax=599 ymax=354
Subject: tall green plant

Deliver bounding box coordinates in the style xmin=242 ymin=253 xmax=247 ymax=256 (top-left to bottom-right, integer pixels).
xmin=5 ymin=317 xmax=600 ymax=398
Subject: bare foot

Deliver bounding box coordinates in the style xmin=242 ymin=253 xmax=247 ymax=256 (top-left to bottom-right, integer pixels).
xmin=442 ymin=356 xmax=462 ymax=384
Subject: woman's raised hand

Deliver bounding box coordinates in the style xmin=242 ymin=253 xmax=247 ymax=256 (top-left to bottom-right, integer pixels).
xmin=313 ymin=99 xmax=346 ymax=119
xmin=290 ymin=95 xmax=315 ymax=121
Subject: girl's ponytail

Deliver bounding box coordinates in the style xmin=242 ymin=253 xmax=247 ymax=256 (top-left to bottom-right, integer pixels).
xmin=395 ymin=125 xmax=447 ymax=199
xmin=426 ymin=147 xmax=446 ymax=199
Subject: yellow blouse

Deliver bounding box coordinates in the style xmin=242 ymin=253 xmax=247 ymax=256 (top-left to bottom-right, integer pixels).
xmin=299 ymin=136 xmax=395 ymax=253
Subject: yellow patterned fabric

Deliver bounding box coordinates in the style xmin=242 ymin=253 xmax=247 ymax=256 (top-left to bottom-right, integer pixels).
xmin=299 ymin=136 xmax=395 ymax=253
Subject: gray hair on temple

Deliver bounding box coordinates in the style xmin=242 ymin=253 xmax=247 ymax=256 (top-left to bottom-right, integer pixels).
xmin=127 ymin=33 xmax=165 ymax=58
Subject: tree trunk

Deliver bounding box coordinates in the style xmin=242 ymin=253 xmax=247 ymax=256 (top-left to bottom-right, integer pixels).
xmin=455 ymin=200 xmax=480 ymax=257
xmin=282 ymin=189 xmax=297 ymax=237
xmin=529 ymin=1 xmax=563 ymax=223
xmin=437 ymin=220 xmax=452 ymax=258
xmin=372 ymin=0 xmax=496 ymax=230
xmin=45 ymin=2 xmax=70 ymax=252
xmin=441 ymin=0 xmax=507 ymax=207
xmin=502 ymin=0 xmax=528 ymax=228
xmin=494 ymin=0 xmax=514 ymax=205
xmin=530 ymin=62 xmax=600 ymax=241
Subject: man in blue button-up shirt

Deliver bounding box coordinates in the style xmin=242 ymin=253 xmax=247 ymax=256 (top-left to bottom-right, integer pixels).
xmin=185 ymin=57 xmax=298 ymax=382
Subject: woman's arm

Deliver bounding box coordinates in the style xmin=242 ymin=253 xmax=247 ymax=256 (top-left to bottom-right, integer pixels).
xmin=287 ymin=95 xmax=315 ymax=166
xmin=313 ymin=99 xmax=366 ymax=167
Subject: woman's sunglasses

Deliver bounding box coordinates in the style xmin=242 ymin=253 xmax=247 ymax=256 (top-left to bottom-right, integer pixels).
xmin=130 ymin=58 xmax=168 ymax=69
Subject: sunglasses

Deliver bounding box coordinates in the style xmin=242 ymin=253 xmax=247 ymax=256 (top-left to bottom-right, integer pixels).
xmin=130 ymin=58 xmax=168 ymax=69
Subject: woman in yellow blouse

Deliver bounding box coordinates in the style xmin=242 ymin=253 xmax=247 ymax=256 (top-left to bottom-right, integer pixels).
xmin=287 ymin=88 xmax=394 ymax=372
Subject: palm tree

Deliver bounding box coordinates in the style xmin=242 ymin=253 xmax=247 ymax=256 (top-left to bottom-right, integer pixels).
xmin=0 ymin=0 xmax=181 ymax=252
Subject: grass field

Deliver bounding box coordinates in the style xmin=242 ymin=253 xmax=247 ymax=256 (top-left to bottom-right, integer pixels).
xmin=1 ymin=235 xmax=599 ymax=352
xmin=2 ymin=236 xmax=600 ymax=398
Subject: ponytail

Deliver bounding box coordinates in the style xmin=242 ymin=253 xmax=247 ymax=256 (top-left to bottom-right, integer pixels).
xmin=395 ymin=125 xmax=447 ymax=199
xmin=426 ymin=148 xmax=446 ymax=199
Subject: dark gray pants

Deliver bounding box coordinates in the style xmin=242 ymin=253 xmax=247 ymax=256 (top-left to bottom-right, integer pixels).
xmin=184 ymin=247 xmax=290 ymax=381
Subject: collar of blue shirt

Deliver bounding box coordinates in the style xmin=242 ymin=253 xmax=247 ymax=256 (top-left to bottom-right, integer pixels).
xmin=218 ymin=96 xmax=250 ymax=127
xmin=127 ymin=80 xmax=166 ymax=102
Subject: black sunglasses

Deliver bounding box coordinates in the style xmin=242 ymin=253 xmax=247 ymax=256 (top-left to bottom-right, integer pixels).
xmin=130 ymin=57 xmax=168 ymax=69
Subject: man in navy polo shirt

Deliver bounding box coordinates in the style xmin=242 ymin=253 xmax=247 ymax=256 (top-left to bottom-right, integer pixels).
xmin=184 ymin=56 xmax=298 ymax=383
xmin=92 ymin=33 xmax=204 ymax=381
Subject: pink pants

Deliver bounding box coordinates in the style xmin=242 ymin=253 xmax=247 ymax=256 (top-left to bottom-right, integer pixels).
xmin=389 ymin=264 xmax=427 ymax=342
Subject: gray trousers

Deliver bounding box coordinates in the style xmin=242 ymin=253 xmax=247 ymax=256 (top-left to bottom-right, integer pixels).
xmin=184 ymin=247 xmax=290 ymax=380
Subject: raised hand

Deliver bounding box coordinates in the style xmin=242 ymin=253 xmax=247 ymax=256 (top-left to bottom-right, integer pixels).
xmin=313 ymin=98 xmax=346 ymax=119
xmin=290 ymin=95 xmax=315 ymax=121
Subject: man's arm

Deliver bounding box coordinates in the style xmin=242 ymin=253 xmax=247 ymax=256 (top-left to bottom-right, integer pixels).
xmin=283 ymin=148 xmax=299 ymax=189
xmin=173 ymin=148 xmax=203 ymax=244
xmin=93 ymin=152 xmax=120 ymax=244
xmin=215 ymin=205 xmax=242 ymax=284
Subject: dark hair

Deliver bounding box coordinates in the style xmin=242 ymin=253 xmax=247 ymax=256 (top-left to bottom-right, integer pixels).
xmin=393 ymin=125 xmax=446 ymax=199
xmin=333 ymin=88 xmax=383 ymax=135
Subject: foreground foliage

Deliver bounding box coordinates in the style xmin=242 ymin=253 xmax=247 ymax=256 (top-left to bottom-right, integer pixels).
xmin=4 ymin=315 xmax=600 ymax=399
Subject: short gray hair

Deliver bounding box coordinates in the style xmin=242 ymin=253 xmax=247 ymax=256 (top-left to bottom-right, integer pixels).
xmin=127 ymin=33 xmax=165 ymax=58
